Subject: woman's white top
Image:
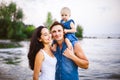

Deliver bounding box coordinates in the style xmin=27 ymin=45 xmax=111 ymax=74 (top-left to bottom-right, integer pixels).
xmin=39 ymin=49 xmax=57 ymax=80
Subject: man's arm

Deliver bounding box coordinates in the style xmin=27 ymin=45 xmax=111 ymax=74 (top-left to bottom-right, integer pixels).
xmin=63 ymin=44 xmax=89 ymax=69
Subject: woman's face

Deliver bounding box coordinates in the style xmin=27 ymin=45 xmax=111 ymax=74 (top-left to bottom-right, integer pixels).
xmin=39 ymin=28 xmax=52 ymax=44
xmin=50 ymin=25 xmax=64 ymax=41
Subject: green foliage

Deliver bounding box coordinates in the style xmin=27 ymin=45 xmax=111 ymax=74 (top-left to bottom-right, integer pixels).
xmin=75 ymin=25 xmax=83 ymax=38
xmin=0 ymin=19 xmax=11 ymax=38
xmin=16 ymin=9 xmax=23 ymax=20
xmin=44 ymin=12 xmax=53 ymax=29
xmin=0 ymin=1 xmax=34 ymax=41
xmin=8 ymin=2 xmax=16 ymax=14
xmin=9 ymin=21 xmax=27 ymax=40
xmin=23 ymin=25 xmax=35 ymax=38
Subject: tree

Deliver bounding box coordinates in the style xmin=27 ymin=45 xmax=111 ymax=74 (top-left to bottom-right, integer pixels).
xmin=0 ymin=1 xmax=35 ymax=40
xmin=0 ymin=1 xmax=35 ymax=41
xmin=0 ymin=2 xmax=24 ymax=39
xmin=44 ymin=12 xmax=54 ymax=29
xmin=23 ymin=25 xmax=35 ymax=38
xmin=75 ymin=25 xmax=83 ymax=38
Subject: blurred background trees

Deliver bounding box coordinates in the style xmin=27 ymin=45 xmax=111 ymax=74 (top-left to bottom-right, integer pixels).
xmin=75 ymin=25 xmax=83 ymax=38
xmin=44 ymin=12 xmax=53 ymax=29
xmin=0 ymin=2 xmax=35 ymax=41
xmin=0 ymin=1 xmax=83 ymax=41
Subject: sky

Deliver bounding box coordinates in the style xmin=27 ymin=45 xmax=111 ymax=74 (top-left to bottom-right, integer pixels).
xmin=1 ymin=0 xmax=120 ymax=36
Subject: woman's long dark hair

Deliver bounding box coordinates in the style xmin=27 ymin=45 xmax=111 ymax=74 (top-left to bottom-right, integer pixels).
xmin=28 ymin=26 xmax=46 ymax=70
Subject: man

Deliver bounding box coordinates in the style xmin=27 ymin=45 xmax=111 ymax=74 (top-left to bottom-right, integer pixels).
xmin=50 ymin=21 xmax=89 ymax=80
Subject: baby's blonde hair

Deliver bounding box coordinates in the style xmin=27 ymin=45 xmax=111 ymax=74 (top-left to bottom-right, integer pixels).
xmin=61 ymin=7 xmax=71 ymax=15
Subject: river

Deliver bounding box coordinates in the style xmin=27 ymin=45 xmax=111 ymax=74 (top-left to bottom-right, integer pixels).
xmin=0 ymin=39 xmax=120 ymax=80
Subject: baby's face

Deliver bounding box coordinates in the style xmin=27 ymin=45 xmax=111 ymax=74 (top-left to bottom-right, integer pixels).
xmin=61 ymin=10 xmax=70 ymax=21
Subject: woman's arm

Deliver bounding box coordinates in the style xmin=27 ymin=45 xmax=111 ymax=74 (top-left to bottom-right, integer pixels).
xmin=33 ymin=51 xmax=44 ymax=80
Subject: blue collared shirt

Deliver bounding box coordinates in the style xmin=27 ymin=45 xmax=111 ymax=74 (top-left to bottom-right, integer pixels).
xmin=54 ymin=41 xmax=79 ymax=80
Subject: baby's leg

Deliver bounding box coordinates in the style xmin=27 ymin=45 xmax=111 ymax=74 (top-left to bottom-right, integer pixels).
xmin=65 ymin=38 xmax=73 ymax=50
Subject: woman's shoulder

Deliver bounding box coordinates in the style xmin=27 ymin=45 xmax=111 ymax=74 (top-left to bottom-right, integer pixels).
xmin=35 ymin=49 xmax=44 ymax=63
xmin=36 ymin=49 xmax=44 ymax=58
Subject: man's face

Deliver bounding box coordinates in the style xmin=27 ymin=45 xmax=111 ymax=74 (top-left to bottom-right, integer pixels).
xmin=51 ymin=25 xmax=64 ymax=41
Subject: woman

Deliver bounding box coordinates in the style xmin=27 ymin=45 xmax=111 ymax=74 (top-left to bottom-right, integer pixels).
xmin=28 ymin=26 xmax=57 ymax=80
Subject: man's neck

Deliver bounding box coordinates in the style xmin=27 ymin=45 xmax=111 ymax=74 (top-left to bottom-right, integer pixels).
xmin=57 ymin=38 xmax=64 ymax=50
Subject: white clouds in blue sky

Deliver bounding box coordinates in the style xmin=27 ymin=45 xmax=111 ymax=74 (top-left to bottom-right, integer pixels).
xmin=1 ymin=0 xmax=120 ymax=36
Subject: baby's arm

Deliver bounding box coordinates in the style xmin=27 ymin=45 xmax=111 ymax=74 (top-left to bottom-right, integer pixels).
xmin=64 ymin=22 xmax=76 ymax=34
xmin=65 ymin=38 xmax=73 ymax=51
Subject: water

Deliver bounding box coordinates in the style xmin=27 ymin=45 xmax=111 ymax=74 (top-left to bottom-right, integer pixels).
xmin=0 ymin=39 xmax=120 ymax=80
xmin=79 ymin=39 xmax=120 ymax=80
xmin=0 ymin=41 xmax=33 ymax=80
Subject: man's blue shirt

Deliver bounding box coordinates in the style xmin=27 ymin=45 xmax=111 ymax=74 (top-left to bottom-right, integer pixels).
xmin=54 ymin=41 xmax=79 ymax=80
